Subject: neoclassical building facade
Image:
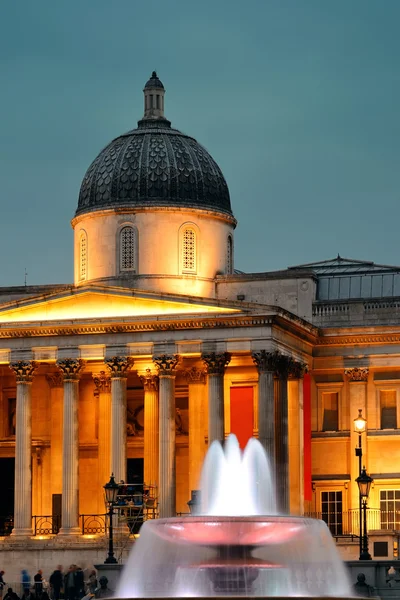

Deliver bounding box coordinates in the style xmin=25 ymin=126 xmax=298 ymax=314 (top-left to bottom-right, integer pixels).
xmin=1 ymin=73 xmax=400 ymax=572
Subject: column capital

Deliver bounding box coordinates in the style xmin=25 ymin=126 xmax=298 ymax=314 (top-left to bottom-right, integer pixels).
xmin=93 ymin=370 xmax=111 ymax=394
xmin=153 ymin=354 xmax=179 ymax=376
xmin=105 ymin=356 xmax=134 ymax=378
xmin=201 ymin=352 xmax=231 ymax=375
xmin=10 ymin=360 xmax=38 ymax=383
xmin=183 ymin=366 xmax=206 ymax=384
xmin=252 ymin=350 xmax=278 ymax=373
xmin=139 ymin=368 xmax=159 ymax=391
xmin=57 ymin=358 xmax=85 ymax=380
xmin=289 ymin=360 xmax=308 ymax=379
xmin=46 ymin=372 xmax=64 ymax=388
xmin=345 ymin=367 xmax=369 ymax=382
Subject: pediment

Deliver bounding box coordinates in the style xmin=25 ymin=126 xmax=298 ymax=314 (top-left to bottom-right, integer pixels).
xmin=0 ymin=286 xmax=238 ymax=323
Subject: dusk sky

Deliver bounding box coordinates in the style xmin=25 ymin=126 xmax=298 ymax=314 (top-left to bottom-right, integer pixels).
xmin=1 ymin=1 xmax=399 ymax=286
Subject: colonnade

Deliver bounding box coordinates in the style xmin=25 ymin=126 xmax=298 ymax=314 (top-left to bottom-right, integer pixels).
xmin=9 ymin=349 xmax=306 ymax=536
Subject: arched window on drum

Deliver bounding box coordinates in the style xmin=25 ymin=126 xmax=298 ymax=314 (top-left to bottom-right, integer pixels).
xmin=182 ymin=227 xmax=197 ymax=274
xmin=79 ymin=230 xmax=87 ymax=282
xmin=120 ymin=226 xmax=137 ymax=272
xmin=227 ymin=235 xmax=233 ymax=274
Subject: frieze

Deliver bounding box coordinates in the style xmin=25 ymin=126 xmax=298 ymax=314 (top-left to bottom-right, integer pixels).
xmin=105 ymin=356 xmax=134 ymax=378
xmin=345 ymin=367 xmax=369 ymax=382
xmin=93 ymin=371 xmax=111 ymax=393
xmin=153 ymin=355 xmax=180 ymax=376
xmin=9 ymin=360 xmax=38 ymax=383
xmin=57 ymin=358 xmax=85 ymax=380
xmin=202 ymin=352 xmax=231 ymax=375
xmin=139 ymin=368 xmax=159 ymax=391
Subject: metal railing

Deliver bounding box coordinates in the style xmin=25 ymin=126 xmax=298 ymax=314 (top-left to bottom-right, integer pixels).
xmin=305 ymin=508 xmax=400 ymax=537
xmin=33 ymin=514 xmax=61 ymax=535
xmin=80 ymin=513 xmax=107 ymax=535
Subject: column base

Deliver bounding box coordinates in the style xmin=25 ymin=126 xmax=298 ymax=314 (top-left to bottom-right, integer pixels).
xmin=10 ymin=528 xmax=33 ymax=537
xmin=57 ymin=527 xmax=82 ymax=536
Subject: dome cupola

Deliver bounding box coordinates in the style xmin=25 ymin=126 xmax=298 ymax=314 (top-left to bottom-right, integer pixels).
xmin=72 ymin=73 xmax=236 ymax=297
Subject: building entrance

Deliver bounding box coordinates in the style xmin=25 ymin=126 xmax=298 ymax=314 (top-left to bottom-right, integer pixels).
xmin=0 ymin=458 xmax=14 ymax=534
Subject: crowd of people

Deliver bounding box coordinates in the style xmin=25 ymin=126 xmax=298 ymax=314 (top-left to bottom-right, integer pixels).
xmin=0 ymin=567 xmax=112 ymax=600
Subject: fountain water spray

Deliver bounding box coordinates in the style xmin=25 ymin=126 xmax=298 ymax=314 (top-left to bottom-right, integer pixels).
xmin=117 ymin=435 xmax=353 ymax=598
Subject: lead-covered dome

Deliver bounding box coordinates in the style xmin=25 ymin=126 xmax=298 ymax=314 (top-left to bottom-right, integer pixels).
xmin=76 ymin=73 xmax=232 ymax=218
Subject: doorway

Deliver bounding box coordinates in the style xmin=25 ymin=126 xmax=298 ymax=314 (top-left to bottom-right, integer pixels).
xmin=0 ymin=458 xmax=14 ymax=534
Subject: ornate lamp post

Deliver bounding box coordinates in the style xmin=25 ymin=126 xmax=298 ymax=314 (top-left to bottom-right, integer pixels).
xmin=104 ymin=474 xmax=119 ymax=564
xmin=354 ymin=409 xmax=367 ymax=558
xmin=356 ymin=467 xmax=373 ymax=561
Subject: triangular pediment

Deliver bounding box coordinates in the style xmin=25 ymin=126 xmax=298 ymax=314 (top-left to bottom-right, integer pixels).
xmin=0 ymin=285 xmax=239 ymax=323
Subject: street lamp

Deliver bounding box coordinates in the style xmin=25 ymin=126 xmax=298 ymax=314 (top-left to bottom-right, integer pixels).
xmin=104 ymin=474 xmax=119 ymax=564
xmin=356 ymin=467 xmax=373 ymax=561
xmin=354 ymin=409 xmax=367 ymax=558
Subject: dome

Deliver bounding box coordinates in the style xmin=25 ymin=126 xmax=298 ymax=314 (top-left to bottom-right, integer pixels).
xmin=76 ymin=74 xmax=232 ymax=218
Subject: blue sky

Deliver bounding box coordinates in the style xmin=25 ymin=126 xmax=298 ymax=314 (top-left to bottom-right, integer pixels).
xmin=0 ymin=0 xmax=399 ymax=285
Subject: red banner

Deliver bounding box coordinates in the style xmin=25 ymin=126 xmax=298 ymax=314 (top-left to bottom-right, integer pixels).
xmin=230 ymin=386 xmax=254 ymax=449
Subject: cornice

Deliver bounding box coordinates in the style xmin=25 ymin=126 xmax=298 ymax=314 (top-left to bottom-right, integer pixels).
xmin=317 ymin=333 xmax=400 ymax=346
xmin=0 ymin=314 xmax=276 ymax=339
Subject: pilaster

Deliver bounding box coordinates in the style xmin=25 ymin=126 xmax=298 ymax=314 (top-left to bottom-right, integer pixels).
xmin=139 ymin=369 xmax=159 ymax=489
xmin=183 ymin=367 xmax=207 ymax=492
xmin=93 ymin=371 xmax=112 ymax=500
xmin=346 ymin=367 xmax=369 ymax=510
xmin=46 ymin=372 xmax=64 ymax=501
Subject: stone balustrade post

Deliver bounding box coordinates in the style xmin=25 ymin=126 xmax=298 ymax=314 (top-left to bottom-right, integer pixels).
xmin=9 ymin=360 xmax=38 ymax=536
xmin=57 ymin=358 xmax=85 ymax=535
xmin=201 ymin=352 xmax=231 ymax=445
xmin=153 ymin=355 xmax=179 ymax=518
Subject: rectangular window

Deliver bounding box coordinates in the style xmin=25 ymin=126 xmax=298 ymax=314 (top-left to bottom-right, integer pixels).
xmin=322 ymin=392 xmax=339 ymax=431
xmin=321 ymin=491 xmax=342 ymax=536
xmin=380 ymin=490 xmax=400 ymax=529
xmin=380 ymin=390 xmax=397 ymax=429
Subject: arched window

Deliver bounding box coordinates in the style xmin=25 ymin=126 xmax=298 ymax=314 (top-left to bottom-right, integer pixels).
xmin=227 ymin=235 xmax=233 ymax=274
xmin=182 ymin=227 xmax=197 ymax=273
xmin=120 ymin=226 xmax=137 ymax=272
xmin=79 ymin=231 xmax=87 ymax=281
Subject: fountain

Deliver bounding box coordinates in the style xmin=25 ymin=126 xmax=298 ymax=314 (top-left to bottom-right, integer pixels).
xmin=116 ymin=435 xmax=354 ymax=598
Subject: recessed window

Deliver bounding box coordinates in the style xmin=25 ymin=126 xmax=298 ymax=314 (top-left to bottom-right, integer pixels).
xmin=380 ymin=490 xmax=400 ymax=529
xmin=380 ymin=390 xmax=397 ymax=429
xmin=321 ymin=491 xmax=342 ymax=536
xmin=227 ymin=235 xmax=233 ymax=274
xmin=182 ymin=227 xmax=196 ymax=273
xmin=120 ymin=226 xmax=136 ymax=272
xmin=79 ymin=231 xmax=87 ymax=281
xmin=322 ymin=392 xmax=339 ymax=431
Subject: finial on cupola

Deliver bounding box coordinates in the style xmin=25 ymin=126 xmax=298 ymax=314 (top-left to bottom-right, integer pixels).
xmin=142 ymin=71 xmax=166 ymax=121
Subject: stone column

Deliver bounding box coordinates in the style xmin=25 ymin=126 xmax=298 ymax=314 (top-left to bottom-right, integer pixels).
xmin=201 ymin=353 xmax=231 ymax=445
xmin=10 ymin=361 xmax=38 ymax=536
xmin=139 ymin=369 xmax=159 ymax=488
xmin=345 ymin=367 xmax=369 ymax=512
xmin=93 ymin=371 xmax=112 ymax=499
xmin=105 ymin=357 xmax=133 ymax=484
xmin=57 ymin=358 xmax=85 ymax=535
xmin=153 ymin=355 xmax=179 ymax=518
xmin=46 ymin=372 xmax=64 ymax=506
xmin=288 ymin=364 xmax=307 ymax=515
xmin=184 ymin=367 xmax=207 ymax=492
xmin=274 ymin=353 xmax=306 ymax=514
xmin=252 ymin=351 xmax=276 ymax=471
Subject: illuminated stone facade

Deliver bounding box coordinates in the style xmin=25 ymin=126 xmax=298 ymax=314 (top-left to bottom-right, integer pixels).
xmin=0 ymin=74 xmax=400 ymax=578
